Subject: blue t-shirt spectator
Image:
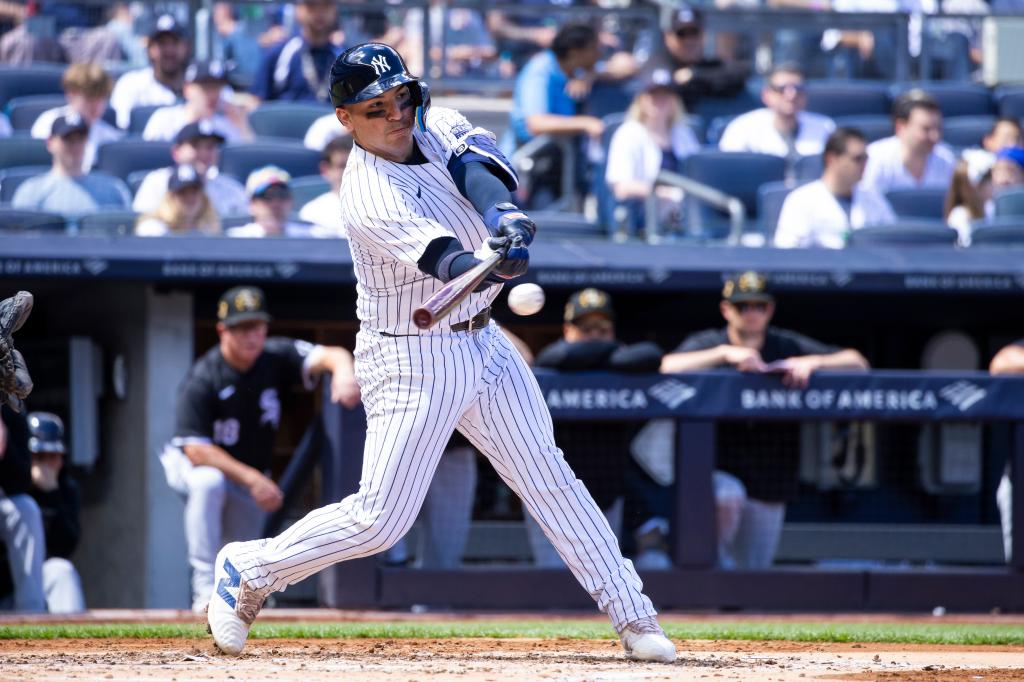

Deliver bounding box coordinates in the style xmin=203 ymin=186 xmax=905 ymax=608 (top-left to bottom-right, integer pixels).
xmin=12 ymin=172 xmax=131 ymax=215
xmin=508 ymin=49 xmax=575 ymax=149
xmin=252 ymin=35 xmax=341 ymax=102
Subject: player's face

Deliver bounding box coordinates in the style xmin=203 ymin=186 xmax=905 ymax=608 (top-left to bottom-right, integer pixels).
xmin=219 ymin=320 xmax=268 ymax=368
xmin=336 ymin=85 xmax=416 ymax=162
xmin=722 ymin=299 xmax=773 ymax=335
xmin=564 ymin=313 xmax=615 ymax=342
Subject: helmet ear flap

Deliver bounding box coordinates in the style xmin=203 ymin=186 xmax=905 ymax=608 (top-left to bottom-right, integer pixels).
xmin=412 ymin=81 xmax=431 ymax=132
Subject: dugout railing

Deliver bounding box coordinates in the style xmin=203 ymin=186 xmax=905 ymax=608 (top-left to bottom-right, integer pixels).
xmin=317 ymin=370 xmax=1024 ymax=612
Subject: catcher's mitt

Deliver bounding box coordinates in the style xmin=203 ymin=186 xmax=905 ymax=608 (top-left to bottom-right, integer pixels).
xmin=0 ymin=291 xmax=34 ymax=413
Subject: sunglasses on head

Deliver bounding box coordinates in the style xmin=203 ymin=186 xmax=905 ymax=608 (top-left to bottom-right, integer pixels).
xmin=732 ymin=301 xmax=769 ymax=313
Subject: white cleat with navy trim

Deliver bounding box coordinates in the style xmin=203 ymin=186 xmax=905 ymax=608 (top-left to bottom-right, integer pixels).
xmin=618 ymin=616 xmax=677 ymax=663
xmin=207 ymin=542 xmax=266 ymax=655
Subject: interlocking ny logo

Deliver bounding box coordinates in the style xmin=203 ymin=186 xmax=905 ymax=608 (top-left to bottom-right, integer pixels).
xmin=369 ymin=54 xmax=390 ymax=76
xmin=648 ymin=379 xmax=697 ymax=409
xmin=939 ymin=380 xmax=987 ymax=412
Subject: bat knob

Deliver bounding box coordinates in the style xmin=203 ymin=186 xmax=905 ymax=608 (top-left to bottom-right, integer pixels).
xmin=412 ymin=308 xmax=434 ymax=329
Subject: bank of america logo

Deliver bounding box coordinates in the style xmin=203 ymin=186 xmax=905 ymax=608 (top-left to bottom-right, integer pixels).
xmin=939 ymin=381 xmax=987 ymax=412
xmin=648 ymin=379 xmax=697 ymax=409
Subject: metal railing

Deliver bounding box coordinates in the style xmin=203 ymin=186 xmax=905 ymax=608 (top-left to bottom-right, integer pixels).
xmin=648 ymin=169 xmax=745 ymax=245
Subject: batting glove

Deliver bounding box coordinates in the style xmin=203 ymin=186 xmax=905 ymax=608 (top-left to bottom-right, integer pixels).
xmin=475 ymin=236 xmax=529 ymax=280
xmin=484 ymin=202 xmax=536 ymax=246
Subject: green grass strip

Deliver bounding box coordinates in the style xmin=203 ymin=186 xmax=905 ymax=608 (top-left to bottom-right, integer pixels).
xmin=1 ymin=620 xmax=1023 ymax=645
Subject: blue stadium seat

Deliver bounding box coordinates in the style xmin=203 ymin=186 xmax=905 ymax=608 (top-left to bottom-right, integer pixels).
xmin=529 ymin=210 xmax=605 ymax=240
xmin=289 ymin=175 xmax=330 ymax=210
xmin=805 ymin=80 xmax=890 ymax=118
xmin=994 ymin=86 xmax=1024 ymax=120
xmin=682 ymin=151 xmax=786 ymax=238
xmin=889 ymin=82 xmax=994 ymax=118
xmin=994 ymin=188 xmax=1024 ymax=217
xmin=833 ymin=115 xmax=892 ymax=142
xmin=125 ymin=169 xmax=151 ymax=197
xmin=705 ymin=115 xmax=736 ymax=146
xmin=76 ymin=209 xmax=137 ymax=236
xmin=583 ymin=80 xmax=634 ymax=119
xmin=690 ymin=90 xmax=760 ymax=124
xmin=0 ymin=137 xmax=51 ymax=169
xmin=885 ymin=188 xmax=948 ymax=220
xmin=6 ymin=94 xmax=66 ymax=131
xmin=847 ymin=222 xmax=957 ymax=246
xmin=757 ymin=180 xmax=793 ymax=240
xmin=94 ymin=138 xmax=173 ymax=180
xmin=0 ymin=165 xmax=49 ymax=203
xmin=942 ymin=116 xmax=995 ymax=149
xmin=0 ymin=208 xmax=66 ymax=232
xmin=970 ymin=221 xmax=1024 ymax=247
xmin=128 ymin=104 xmax=166 ymax=135
xmin=221 ymin=214 xmax=252 ymax=229
xmin=250 ymin=102 xmax=330 ymax=140
xmin=220 ymin=141 xmax=321 ymax=185
xmin=0 ymin=64 xmax=66 ymax=110
xmin=793 ymin=154 xmax=823 ymax=183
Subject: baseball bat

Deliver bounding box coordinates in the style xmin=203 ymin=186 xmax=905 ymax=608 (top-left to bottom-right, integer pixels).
xmin=413 ymin=251 xmax=503 ymax=330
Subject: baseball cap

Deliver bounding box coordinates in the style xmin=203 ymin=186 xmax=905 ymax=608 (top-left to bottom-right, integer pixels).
xmin=669 ymin=4 xmax=703 ymax=31
xmin=149 ymin=14 xmax=186 ymax=41
xmin=246 ymin=166 xmax=292 ymax=199
xmin=996 ymin=146 xmax=1024 ymax=172
xmin=217 ymin=286 xmax=272 ymax=327
xmin=173 ymin=119 xmax=227 ymax=146
xmin=168 ymin=164 xmax=203 ymax=192
xmin=639 ymin=68 xmax=674 ymax=93
xmin=185 ymin=60 xmax=228 ymax=84
xmin=49 ymin=112 xmax=89 ymax=138
xmin=564 ymin=288 xmax=614 ymax=324
xmin=722 ymin=271 xmax=774 ymax=304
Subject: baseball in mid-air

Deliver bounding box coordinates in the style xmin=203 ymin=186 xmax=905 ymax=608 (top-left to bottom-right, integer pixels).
xmin=507 ymin=283 xmax=545 ymax=316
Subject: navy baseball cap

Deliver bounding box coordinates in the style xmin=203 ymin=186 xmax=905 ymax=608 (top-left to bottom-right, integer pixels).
xmin=49 ymin=112 xmax=89 ymax=138
xmin=186 ymin=60 xmax=228 ymax=84
xmin=173 ymin=119 xmax=227 ymax=146
xmin=564 ymin=288 xmax=614 ymax=324
xmin=168 ymin=164 xmax=203 ymax=192
xmin=150 ymin=14 xmax=186 ymax=41
xmin=670 ymin=5 xmax=703 ymax=30
xmin=217 ymin=286 xmax=272 ymax=327
xmin=722 ymin=271 xmax=774 ymax=303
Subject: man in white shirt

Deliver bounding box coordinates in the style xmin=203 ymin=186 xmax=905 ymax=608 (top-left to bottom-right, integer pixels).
xmin=775 ymin=127 xmax=896 ymax=249
xmin=297 ymin=137 xmax=350 ymax=235
xmin=143 ymin=60 xmax=252 ymax=144
xmin=228 ymin=166 xmax=329 ymax=238
xmin=31 ymin=63 xmax=123 ymax=172
xmin=133 ymin=121 xmax=248 ymax=217
xmin=862 ymin=89 xmax=956 ymax=195
xmin=109 ymin=15 xmax=189 ymax=129
xmin=718 ymin=64 xmax=835 ymax=159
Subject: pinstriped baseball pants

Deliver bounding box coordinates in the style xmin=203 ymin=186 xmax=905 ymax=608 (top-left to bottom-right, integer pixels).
xmin=233 ymin=322 xmax=656 ymax=629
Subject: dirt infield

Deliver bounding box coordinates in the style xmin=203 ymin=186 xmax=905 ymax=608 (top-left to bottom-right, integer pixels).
xmin=2 ymin=636 xmax=1023 ymax=681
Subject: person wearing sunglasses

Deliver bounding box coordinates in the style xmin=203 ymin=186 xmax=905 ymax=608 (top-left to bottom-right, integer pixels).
xmin=774 ymin=127 xmax=895 ymax=249
xmin=659 ymin=272 xmax=868 ymax=569
xmin=719 ymin=63 xmax=835 ymax=159
xmin=228 ymin=166 xmax=330 ymax=238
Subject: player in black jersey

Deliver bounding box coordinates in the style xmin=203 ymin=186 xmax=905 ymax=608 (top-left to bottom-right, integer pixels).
xmin=159 ymin=285 xmax=359 ymax=612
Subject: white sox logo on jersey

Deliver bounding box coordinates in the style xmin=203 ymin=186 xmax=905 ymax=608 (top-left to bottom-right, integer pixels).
xmin=260 ymin=388 xmax=281 ymax=427
xmin=370 ymin=54 xmax=389 ymax=76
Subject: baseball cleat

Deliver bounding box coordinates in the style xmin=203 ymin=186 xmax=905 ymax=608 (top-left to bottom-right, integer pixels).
xmin=207 ymin=542 xmax=266 ymax=655
xmin=618 ymin=616 xmax=677 ymax=663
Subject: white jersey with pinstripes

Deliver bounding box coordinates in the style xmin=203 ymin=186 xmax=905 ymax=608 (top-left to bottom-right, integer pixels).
xmin=341 ymin=108 xmax=500 ymax=335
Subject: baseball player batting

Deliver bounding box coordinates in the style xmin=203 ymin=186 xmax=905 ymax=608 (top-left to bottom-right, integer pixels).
xmin=207 ymin=43 xmax=675 ymax=664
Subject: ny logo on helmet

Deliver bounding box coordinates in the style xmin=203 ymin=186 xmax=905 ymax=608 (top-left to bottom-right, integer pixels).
xmin=369 ymin=54 xmax=390 ymax=76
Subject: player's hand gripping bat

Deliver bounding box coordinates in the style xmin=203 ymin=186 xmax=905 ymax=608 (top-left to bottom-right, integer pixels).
xmin=412 ymin=238 xmax=517 ymax=330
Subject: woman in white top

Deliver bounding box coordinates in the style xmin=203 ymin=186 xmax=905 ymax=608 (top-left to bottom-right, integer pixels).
xmin=136 ymin=164 xmax=221 ymax=236
xmin=944 ymin=158 xmax=993 ymax=247
xmin=605 ymin=73 xmax=700 ymax=235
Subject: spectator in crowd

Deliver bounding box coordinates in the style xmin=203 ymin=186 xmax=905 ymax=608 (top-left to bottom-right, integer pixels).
xmin=298 ymin=137 xmax=351 ymax=235
xmin=211 ymin=2 xmax=263 ymax=82
xmin=528 ymin=288 xmax=663 ymax=566
xmin=861 ymin=89 xmax=956 ymax=195
xmin=159 ymin=285 xmax=359 ymax=611
xmin=143 ymin=60 xmax=252 ymax=144
xmin=640 ymin=5 xmax=749 ymax=111
xmin=962 ymin=117 xmax=1022 ymax=173
xmin=109 ymin=15 xmax=190 ymax=129
xmin=0 ymin=4 xmax=66 ymax=64
xmin=136 ymin=164 xmax=222 ymax=236
xmin=133 ymin=121 xmax=248 ymax=217
xmin=991 ymin=338 xmax=1024 ymax=563
xmin=992 ymin=146 xmax=1024 ymax=192
xmin=228 ymin=166 xmax=325 ymax=238
xmin=660 ymin=272 xmax=868 ymax=569
xmin=252 ymin=0 xmax=342 ymax=103
xmin=605 ymin=72 xmax=700 ymax=238
xmin=31 ymin=63 xmax=123 ymax=172
xmin=12 ymin=114 xmax=131 ymax=215
xmin=303 ymin=112 xmax=349 ymax=151
xmin=775 ymin=127 xmax=895 ymax=249
xmin=402 ymin=0 xmax=497 ymax=79
xmin=505 ymin=23 xmax=605 ymax=155
xmin=0 ymin=406 xmax=47 ymax=612
xmin=486 ymin=4 xmax=559 ymax=74
xmin=718 ymin=63 xmax=835 ymax=159
xmin=944 ymin=159 xmax=992 ymax=246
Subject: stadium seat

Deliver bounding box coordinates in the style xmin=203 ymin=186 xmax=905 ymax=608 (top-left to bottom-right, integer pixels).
xmin=0 ymin=208 xmax=66 ymax=232
xmin=6 ymin=94 xmax=65 ymax=130
xmin=793 ymin=154 xmax=823 ymax=183
xmin=889 ymin=82 xmax=994 ymax=118
xmin=970 ymin=221 xmax=1024 ymax=246
xmin=289 ymin=175 xmax=330 ymax=210
xmin=994 ymin=188 xmax=1024 ymax=217
xmin=76 ymin=210 xmax=137 ymax=236
xmin=529 ymin=210 xmax=605 ymax=239
xmin=757 ymin=181 xmax=793 ymax=240
xmin=847 ymin=222 xmax=957 ymax=246
xmin=250 ymin=102 xmax=331 ymax=140
xmin=220 ymin=141 xmax=321 ymax=184
xmin=690 ymin=90 xmax=760 ymax=125
xmin=885 ymin=188 xmax=948 ymax=220
xmin=128 ymin=104 xmax=166 ymax=135
xmin=942 ymin=116 xmax=995 ymax=149
xmin=0 ymin=165 xmax=49 ymax=203
xmin=126 ymin=169 xmax=151 ymax=197
xmin=994 ymin=86 xmax=1024 ymax=120
xmin=805 ymin=80 xmax=890 ymax=118
xmin=682 ymin=151 xmax=786 ymax=238
xmin=221 ymin=214 xmax=252 ymax=228
xmin=0 ymin=137 xmax=51 ymax=169
xmin=582 ymin=80 xmax=634 ymax=119
xmin=0 ymin=64 xmax=66 ymax=110
xmin=705 ymin=115 xmax=736 ymax=146
xmin=832 ymin=115 xmax=892 ymax=142
xmin=595 ymin=113 xmax=626 ymax=232
xmin=94 ymin=139 xmax=173 ymax=180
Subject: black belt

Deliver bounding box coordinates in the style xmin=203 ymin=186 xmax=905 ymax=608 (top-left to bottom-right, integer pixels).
xmin=450 ymin=307 xmax=491 ymax=332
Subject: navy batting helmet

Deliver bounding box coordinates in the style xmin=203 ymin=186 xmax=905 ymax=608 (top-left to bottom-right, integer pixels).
xmin=329 ymin=43 xmax=430 ymax=127
xmin=27 ymin=411 xmax=65 ymax=455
